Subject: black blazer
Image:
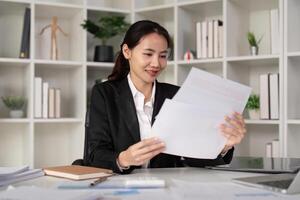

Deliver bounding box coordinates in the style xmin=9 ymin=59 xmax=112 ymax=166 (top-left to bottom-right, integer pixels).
xmin=86 ymin=77 xmax=233 ymax=174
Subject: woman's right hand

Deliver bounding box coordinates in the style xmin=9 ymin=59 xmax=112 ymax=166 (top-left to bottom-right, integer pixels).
xmin=117 ymin=137 xmax=165 ymax=168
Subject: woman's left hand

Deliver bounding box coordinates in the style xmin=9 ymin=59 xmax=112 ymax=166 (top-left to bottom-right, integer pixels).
xmin=219 ymin=112 xmax=246 ymax=153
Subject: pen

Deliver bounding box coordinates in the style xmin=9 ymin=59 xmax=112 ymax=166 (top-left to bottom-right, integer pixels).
xmin=90 ymin=176 xmax=108 ymax=186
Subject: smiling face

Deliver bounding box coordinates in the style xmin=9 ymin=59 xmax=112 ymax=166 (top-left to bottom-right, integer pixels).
xmin=122 ymin=32 xmax=168 ymax=88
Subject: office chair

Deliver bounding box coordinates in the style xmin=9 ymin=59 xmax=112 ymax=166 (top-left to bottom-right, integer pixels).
xmin=72 ymin=106 xmax=90 ymax=166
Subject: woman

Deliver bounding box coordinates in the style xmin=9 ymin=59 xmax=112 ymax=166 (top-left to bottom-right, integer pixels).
xmin=87 ymin=20 xmax=246 ymax=174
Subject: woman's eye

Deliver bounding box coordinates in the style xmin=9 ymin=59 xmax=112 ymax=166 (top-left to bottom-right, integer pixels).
xmin=143 ymin=53 xmax=152 ymax=57
xmin=160 ymin=55 xmax=167 ymax=59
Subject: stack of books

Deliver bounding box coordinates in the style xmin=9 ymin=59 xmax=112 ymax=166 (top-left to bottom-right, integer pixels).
xmin=0 ymin=165 xmax=44 ymax=187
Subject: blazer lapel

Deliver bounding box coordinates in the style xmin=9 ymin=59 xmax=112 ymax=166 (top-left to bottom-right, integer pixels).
xmin=115 ymin=78 xmax=140 ymax=143
xmin=151 ymin=81 xmax=165 ymax=125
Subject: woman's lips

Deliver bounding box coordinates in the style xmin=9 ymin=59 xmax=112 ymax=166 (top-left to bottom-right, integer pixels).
xmin=146 ymin=69 xmax=159 ymax=77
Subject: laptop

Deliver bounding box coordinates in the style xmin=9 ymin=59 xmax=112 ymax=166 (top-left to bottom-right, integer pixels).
xmin=207 ymin=156 xmax=300 ymax=173
xmin=232 ymin=170 xmax=300 ymax=194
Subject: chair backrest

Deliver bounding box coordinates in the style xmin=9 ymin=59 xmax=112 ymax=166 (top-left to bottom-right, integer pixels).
xmin=83 ymin=106 xmax=90 ymax=165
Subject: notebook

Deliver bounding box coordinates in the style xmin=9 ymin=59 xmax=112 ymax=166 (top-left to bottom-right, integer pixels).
xmin=43 ymin=165 xmax=113 ymax=180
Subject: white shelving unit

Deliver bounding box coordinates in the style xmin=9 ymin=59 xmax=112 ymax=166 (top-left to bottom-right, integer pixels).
xmin=0 ymin=0 xmax=298 ymax=168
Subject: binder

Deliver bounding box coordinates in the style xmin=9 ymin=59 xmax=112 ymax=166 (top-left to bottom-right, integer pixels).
xmin=20 ymin=7 xmax=30 ymax=58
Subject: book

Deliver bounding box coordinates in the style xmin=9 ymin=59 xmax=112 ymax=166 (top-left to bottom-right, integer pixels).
xmin=272 ymin=139 xmax=280 ymax=158
xmin=214 ymin=20 xmax=223 ymax=58
xmin=269 ymin=73 xmax=279 ymax=119
xmin=208 ymin=20 xmax=214 ymax=58
xmin=19 ymin=7 xmax=30 ymax=59
xmin=196 ymin=22 xmax=202 ymax=59
xmin=43 ymin=165 xmax=113 ymax=180
xmin=48 ymin=88 xmax=55 ymax=118
xmin=55 ymin=88 xmax=61 ymax=118
xmin=218 ymin=22 xmax=223 ymax=57
xmin=270 ymin=9 xmax=279 ymax=55
xmin=265 ymin=142 xmax=272 ymax=158
xmin=42 ymin=82 xmax=49 ymax=118
xmin=34 ymin=77 xmax=42 ymax=118
xmin=201 ymin=21 xmax=208 ymax=58
xmin=260 ymin=74 xmax=270 ymax=119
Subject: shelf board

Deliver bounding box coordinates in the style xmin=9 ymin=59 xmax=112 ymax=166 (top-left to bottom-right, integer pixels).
xmin=287 ymin=52 xmax=300 ymax=57
xmin=35 ymin=59 xmax=83 ymax=67
xmin=0 ymin=118 xmax=30 ymax=123
xmin=177 ymin=0 xmax=220 ymax=7
xmin=178 ymin=58 xmax=223 ymax=65
xmin=87 ymin=62 xmax=114 ymax=69
xmin=87 ymin=6 xmax=131 ymax=14
xmin=245 ymin=119 xmax=280 ymax=125
xmin=34 ymin=118 xmax=83 ymax=123
xmin=35 ymin=1 xmax=83 ymax=9
xmin=0 ymin=57 xmax=30 ymax=64
xmin=226 ymin=55 xmax=279 ymax=67
xmin=227 ymin=55 xmax=279 ymax=62
xmin=287 ymin=120 xmax=300 ymax=125
xmin=134 ymin=4 xmax=174 ymax=13
xmin=1 ymin=0 xmax=30 ymax=4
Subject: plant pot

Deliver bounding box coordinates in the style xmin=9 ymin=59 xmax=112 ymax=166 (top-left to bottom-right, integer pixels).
xmin=94 ymin=45 xmax=114 ymax=62
xmin=9 ymin=110 xmax=24 ymax=118
xmin=248 ymin=109 xmax=260 ymax=120
xmin=250 ymin=46 xmax=258 ymax=55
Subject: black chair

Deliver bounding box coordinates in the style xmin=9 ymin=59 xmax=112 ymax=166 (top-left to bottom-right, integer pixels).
xmin=72 ymin=107 xmax=90 ymax=166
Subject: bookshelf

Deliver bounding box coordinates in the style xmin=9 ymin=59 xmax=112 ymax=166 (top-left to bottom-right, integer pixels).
xmin=0 ymin=0 xmax=298 ymax=169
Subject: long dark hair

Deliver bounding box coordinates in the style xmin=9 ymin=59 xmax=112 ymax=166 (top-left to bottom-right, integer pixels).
xmin=108 ymin=20 xmax=171 ymax=81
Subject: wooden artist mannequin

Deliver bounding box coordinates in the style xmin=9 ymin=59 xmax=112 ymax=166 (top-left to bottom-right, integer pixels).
xmin=40 ymin=16 xmax=68 ymax=60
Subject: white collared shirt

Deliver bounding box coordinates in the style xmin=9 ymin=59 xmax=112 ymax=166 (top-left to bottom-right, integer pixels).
xmin=127 ymin=74 xmax=156 ymax=141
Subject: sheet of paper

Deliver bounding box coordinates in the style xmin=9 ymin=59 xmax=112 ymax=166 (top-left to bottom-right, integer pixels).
xmin=0 ymin=166 xmax=29 ymax=177
xmin=152 ymin=99 xmax=226 ymax=159
xmin=0 ymin=186 xmax=108 ymax=200
xmin=173 ymin=68 xmax=251 ymax=111
xmin=171 ymin=179 xmax=300 ymax=200
xmin=151 ymin=68 xmax=251 ymax=159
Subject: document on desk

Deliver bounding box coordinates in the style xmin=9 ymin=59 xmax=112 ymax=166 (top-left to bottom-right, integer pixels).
xmin=151 ymin=68 xmax=251 ymax=159
xmin=0 ymin=186 xmax=110 ymax=200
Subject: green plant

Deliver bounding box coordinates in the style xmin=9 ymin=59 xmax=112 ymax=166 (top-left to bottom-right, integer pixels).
xmin=247 ymin=32 xmax=263 ymax=47
xmin=81 ymin=16 xmax=130 ymax=46
xmin=1 ymin=96 xmax=26 ymax=110
xmin=246 ymin=94 xmax=260 ymax=110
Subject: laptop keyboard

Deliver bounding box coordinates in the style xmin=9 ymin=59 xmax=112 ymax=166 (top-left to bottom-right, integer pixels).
xmin=259 ymin=179 xmax=293 ymax=189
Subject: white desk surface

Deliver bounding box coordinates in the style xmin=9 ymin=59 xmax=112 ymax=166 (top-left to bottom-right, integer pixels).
xmin=1 ymin=167 xmax=300 ymax=199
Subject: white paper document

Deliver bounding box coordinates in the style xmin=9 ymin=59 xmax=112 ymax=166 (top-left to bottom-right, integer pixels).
xmin=151 ymin=68 xmax=251 ymax=159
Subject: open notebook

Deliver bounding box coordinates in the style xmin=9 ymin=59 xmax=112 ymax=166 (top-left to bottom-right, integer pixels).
xmin=43 ymin=165 xmax=113 ymax=180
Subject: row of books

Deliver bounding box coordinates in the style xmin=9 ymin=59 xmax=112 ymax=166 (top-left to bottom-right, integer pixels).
xmin=196 ymin=20 xmax=223 ymax=59
xmin=265 ymin=139 xmax=280 ymax=158
xmin=34 ymin=77 xmax=61 ymax=118
xmin=260 ymin=73 xmax=279 ymax=120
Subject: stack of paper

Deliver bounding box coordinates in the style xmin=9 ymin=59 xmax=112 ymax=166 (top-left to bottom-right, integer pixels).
xmin=151 ymin=68 xmax=251 ymax=159
xmin=0 ymin=165 xmax=44 ymax=187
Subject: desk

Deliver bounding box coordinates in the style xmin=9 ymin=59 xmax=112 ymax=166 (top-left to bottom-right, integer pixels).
xmin=2 ymin=167 xmax=300 ymax=199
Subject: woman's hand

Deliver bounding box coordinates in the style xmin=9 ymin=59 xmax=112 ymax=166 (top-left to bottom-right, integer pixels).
xmin=219 ymin=112 xmax=246 ymax=153
xmin=117 ymin=137 xmax=165 ymax=168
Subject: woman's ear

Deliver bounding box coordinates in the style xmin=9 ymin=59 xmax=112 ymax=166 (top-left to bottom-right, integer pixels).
xmin=122 ymin=44 xmax=131 ymax=59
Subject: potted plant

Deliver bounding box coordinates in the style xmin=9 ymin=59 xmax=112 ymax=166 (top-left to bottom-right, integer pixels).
xmin=1 ymin=96 xmax=26 ymax=118
xmin=246 ymin=94 xmax=260 ymax=119
xmin=81 ymin=16 xmax=130 ymax=62
xmin=247 ymin=32 xmax=263 ymax=55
